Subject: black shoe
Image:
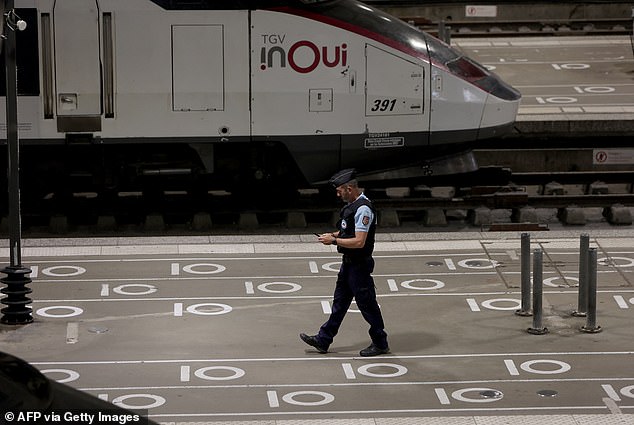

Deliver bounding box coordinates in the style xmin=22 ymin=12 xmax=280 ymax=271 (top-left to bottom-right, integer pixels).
xmin=360 ymin=343 xmax=390 ymax=357
xmin=300 ymin=333 xmax=328 ymax=354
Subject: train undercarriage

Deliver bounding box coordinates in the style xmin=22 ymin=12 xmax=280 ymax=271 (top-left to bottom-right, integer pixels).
xmin=0 ymin=137 xmax=480 ymax=213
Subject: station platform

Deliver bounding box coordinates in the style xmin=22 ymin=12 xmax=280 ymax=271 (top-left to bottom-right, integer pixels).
xmin=454 ymin=35 xmax=634 ymax=137
xmin=1 ymin=229 xmax=634 ymax=424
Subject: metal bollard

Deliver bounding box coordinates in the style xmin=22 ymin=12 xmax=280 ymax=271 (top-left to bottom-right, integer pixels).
xmin=527 ymin=249 xmax=548 ymax=335
xmin=1 ymin=266 xmax=34 ymax=325
xmin=581 ymin=248 xmax=602 ymax=333
xmin=515 ymin=233 xmax=532 ymax=316
xmin=572 ymin=233 xmax=589 ymax=317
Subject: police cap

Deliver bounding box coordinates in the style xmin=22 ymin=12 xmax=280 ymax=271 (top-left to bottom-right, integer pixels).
xmin=329 ymin=168 xmax=357 ymax=188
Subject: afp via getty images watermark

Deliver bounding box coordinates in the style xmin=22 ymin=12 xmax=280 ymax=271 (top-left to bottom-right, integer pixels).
xmin=2 ymin=410 xmax=151 ymax=425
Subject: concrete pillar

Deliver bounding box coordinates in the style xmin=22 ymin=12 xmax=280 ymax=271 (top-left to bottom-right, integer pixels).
xmin=544 ymin=182 xmax=564 ymax=195
xmin=604 ymin=204 xmax=632 ymax=225
xmin=469 ymin=206 xmax=492 ymax=226
xmin=422 ymin=208 xmax=447 ymax=226
xmin=239 ymin=213 xmax=259 ymax=230
xmin=50 ymin=215 xmax=69 ymax=234
xmin=379 ymin=209 xmax=400 ymax=227
xmin=513 ymin=206 xmax=538 ymax=223
xmin=559 ymin=207 xmax=586 ymax=225
xmin=192 ymin=212 xmax=213 ymax=231
xmin=286 ymin=212 xmax=307 ymax=228
xmin=97 ymin=215 xmax=117 ymax=231
xmin=144 ymin=214 xmax=165 ymax=231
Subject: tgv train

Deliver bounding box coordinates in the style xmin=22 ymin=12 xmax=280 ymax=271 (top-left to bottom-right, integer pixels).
xmin=0 ymin=0 xmax=520 ymax=194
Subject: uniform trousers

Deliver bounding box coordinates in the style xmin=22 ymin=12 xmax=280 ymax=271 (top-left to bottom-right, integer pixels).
xmin=317 ymin=256 xmax=388 ymax=349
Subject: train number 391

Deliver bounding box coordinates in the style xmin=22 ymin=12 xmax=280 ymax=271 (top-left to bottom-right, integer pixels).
xmin=371 ymin=98 xmax=397 ymax=112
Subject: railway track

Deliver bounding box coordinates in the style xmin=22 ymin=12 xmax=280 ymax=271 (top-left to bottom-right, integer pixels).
xmin=406 ymin=17 xmax=633 ymax=39
xmin=4 ymin=166 xmax=633 ymax=236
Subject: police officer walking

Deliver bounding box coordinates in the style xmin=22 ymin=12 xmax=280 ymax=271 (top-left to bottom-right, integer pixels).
xmin=300 ymin=168 xmax=389 ymax=357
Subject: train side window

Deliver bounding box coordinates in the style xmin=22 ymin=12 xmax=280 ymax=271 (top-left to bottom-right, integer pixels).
xmin=0 ymin=8 xmax=40 ymax=97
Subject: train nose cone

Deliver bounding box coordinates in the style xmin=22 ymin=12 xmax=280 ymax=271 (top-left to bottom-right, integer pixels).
xmin=477 ymin=74 xmax=521 ymax=139
xmin=480 ymin=73 xmax=522 ymax=102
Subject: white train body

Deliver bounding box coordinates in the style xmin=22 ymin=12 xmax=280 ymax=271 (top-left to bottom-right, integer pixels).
xmin=0 ymin=0 xmax=520 ymax=190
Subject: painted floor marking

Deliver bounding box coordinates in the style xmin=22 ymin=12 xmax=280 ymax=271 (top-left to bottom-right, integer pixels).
xmin=20 ymin=252 xmax=503 ymax=263
xmin=23 ymin=249 xmax=634 ymax=263
xmin=50 ymin=372 xmax=634 ymax=393
xmin=65 ymin=322 xmax=79 ymax=344
xmin=30 ymin=288 xmax=634 ymax=304
xmin=27 ymin=268 xmax=631 ymax=285
xmin=603 ymin=397 xmax=623 ymax=414
xmin=73 ymin=376 xmax=634 ymax=392
xmin=145 ymin=405 xmax=633 ymax=420
xmin=30 ymin=350 xmax=634 ymax=366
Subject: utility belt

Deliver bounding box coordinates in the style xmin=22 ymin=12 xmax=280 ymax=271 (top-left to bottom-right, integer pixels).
xmin=342 ymin=255 xmax=371 ymax=264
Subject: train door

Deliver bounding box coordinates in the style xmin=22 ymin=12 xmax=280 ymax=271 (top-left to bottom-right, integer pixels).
xmin=364 ymin=44 xmax=427 ymax=127
xmin=171 ymin=25 xmax=224 ymax=114
xmin=339 ymin=43 xmax=430 ymax=168
xmin=52 ymin=0 xmax=102 ymax=133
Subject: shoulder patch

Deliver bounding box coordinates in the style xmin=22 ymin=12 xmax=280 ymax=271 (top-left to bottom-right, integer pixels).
xmin=362 ymin=215 xmax=370 ymax=226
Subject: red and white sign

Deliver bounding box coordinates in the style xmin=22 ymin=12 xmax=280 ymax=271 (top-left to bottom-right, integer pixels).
xmin=593 ymin=149 xmax=634 ymax=165
xmin=465 ymin=5 xmax=498 ymax=17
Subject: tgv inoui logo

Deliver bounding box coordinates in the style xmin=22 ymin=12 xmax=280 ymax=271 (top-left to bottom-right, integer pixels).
xmin=260 ymin=34 xmax=348 ymax=74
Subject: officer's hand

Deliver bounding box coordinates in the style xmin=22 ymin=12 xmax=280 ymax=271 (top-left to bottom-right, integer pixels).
xmin=316 ymin=233 xmax=335 ymax=245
